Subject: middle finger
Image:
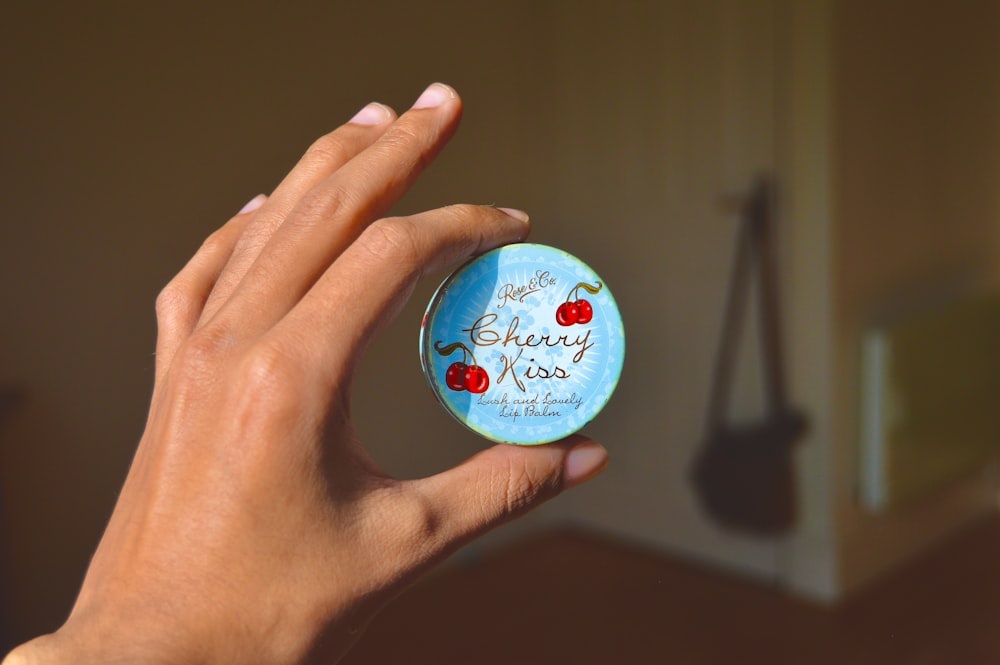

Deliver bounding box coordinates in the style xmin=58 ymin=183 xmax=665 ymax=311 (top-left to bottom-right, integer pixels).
xmin=209 ymin=83 xmax=462 ymax=339
xmin=200 ymin=101 xmax=397 ymax=323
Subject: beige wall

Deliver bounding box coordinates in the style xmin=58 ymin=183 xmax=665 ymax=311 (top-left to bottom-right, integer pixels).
xmin=832 ymin=0 xmax=1000 ymax=594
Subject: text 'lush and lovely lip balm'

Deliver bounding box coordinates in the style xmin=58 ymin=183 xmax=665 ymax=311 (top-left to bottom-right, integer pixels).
xmin=420 ymin=243 xmax=625 ymax=445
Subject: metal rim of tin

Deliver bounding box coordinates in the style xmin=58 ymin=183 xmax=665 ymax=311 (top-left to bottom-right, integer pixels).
xmin=419 ymin=243 xmax=625 ymax=445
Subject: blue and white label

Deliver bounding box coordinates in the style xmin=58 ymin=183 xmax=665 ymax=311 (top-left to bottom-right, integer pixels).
xmin=420 ymin=243 xmax=625 ymax=445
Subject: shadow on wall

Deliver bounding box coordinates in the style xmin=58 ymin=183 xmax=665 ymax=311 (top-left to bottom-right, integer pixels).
xmin=691 ymin=180 xmax=807 ymax=536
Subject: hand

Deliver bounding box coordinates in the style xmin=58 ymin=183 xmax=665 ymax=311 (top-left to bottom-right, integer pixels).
xmin=4 ymin=83 xmax=608 ymax=665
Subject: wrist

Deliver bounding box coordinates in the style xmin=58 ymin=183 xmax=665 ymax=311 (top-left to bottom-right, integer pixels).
xmin=3 ymin=622 xmax=185 ymax=665
xmin=4 ymin=635 xmax=73 ymax=665
xmin=3 ymin=600 xmax=342 ymax=665
xmin=4 ymin=635 xmax=76 ymax=665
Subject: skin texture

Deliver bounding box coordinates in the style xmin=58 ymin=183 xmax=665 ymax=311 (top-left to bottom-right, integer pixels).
xmin=3 ymin=83 xmax=608 ymax=665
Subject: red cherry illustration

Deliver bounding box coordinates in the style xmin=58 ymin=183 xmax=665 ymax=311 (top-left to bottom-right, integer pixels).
xmin=464 ymin=365 xmax=490 ymax=393
xmin=557 ymin=281 xmax=603 ymax=326
xmin=556 ymin=301 xmax=580 ymax=326
xmin=446 ymin=362 xmax=468 ymax=391
xmin=435 ymin=340 xmax=489 ymax=393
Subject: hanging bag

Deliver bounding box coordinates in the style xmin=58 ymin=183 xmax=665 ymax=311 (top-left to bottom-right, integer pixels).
xmin=690 ymin=179 xmax=807 ymax=535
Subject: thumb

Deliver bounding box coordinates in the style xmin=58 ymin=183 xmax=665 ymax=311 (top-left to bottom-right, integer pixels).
xmin=416 ymin=435 xmax=609 ymax=549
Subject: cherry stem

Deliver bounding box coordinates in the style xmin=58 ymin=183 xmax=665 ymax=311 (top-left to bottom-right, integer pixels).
xmin=567 ymin=280 xmax=603 ymax=302
xmin=434 ymin=340 xmax=478 ymax=366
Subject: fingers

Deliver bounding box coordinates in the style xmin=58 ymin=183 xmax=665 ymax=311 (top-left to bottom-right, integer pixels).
xmin=199 ymin=102 xmax=397 ymax=324
xmin=153 ymin=197 xmax=263 ymax=380
xmin=210 ymin=83 xmax=464 ymax=339
xmin=275 ymin=203 xmax=530 ymax=382
xmin=409 ymin=436 xmax=609 ymax=556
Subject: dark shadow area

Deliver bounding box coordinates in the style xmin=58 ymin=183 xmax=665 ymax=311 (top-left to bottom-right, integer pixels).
xmin=0 ymin=386 xmax=25 ymax=652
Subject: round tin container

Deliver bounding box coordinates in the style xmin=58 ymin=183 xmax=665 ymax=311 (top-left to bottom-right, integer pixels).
xmin=420 ymin=243 xmax=624 ymax=445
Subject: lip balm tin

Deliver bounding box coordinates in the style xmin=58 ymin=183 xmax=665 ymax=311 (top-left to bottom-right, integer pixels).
xmin=419 ymin=243 xmax=625 ymax=445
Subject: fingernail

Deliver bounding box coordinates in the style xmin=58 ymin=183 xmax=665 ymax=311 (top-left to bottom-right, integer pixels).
xmin=238 ymin=193 xmax=267 ymax=214
xmin=496 ymin=207 xmax=530 ymax=223
xmin=349 ymin=102 xmax=392 ymax=126
xmin=412 ymin=82 xmax=456 ymax=109
xmin=563 ymin=442 xmax=609 ymax=489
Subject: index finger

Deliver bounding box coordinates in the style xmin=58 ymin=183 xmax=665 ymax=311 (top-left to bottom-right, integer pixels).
xmin=273 ymin=204 xmax=531 ymax=385
xmin=211 ymin=83 xmax=464 ymax=342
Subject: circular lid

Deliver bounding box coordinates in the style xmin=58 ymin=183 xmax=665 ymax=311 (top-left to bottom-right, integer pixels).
xmin=420 ymin=243 xmax=625 ymax=445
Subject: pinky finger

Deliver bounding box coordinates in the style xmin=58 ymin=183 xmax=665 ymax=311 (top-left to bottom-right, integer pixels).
xmin=152 ymin=195 xmax=264 ymax=380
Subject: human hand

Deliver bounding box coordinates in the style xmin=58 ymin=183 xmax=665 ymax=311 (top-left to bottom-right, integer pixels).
xmin=4 ymin=83 xmax=608 ymax=665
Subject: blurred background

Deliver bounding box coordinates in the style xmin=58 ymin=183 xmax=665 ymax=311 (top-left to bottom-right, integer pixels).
xmin=2 ymin=0 xmax=999 ymax=662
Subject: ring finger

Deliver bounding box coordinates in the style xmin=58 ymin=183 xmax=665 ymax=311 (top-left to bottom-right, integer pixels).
xmin=200 ymin=101 xmax=397 ymax=324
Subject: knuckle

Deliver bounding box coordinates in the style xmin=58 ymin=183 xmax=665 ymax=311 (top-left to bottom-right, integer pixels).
xmin=439 ymin=203 xmax=479 ymax=222
xmin=154 ymin=224 xmax=236 ymax=327
xmin=379 ymin=122 xmax=423 ymax=151
xmin=291 ymin=185 xmax=356 ymax=231
xmin=202 ymin=341 xmax=304 ymax=446
xmin=438 ymin=203 xmax=487 ymax=248
xmin=236 ymin=341 xmax=305 ymax=399
xmin=393 ymin=489 xmax=442 ymax=543
xmin=162 ymin=324 xmax=237 ymax=403
xmin=154 ymin=281 xmax=191 ymax=325
xmin=364 ymin=486 xmax=444 ymax=563
xmin=198 ymin=226 xmax=229 ymax=256
xmin=374 ymin=123 xmax=434 ymax=171
xmin=174 ymin=324 xmax=236 ymax=374
xmin=358 ymin=218 xmax=421 ymax=267
xmin=304 ymin=131 xmax=352 ymax=167
xmin=500 ymin=457 xmax=553 ymax=515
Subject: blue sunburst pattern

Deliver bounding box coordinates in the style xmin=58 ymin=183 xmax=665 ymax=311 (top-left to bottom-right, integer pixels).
xmin=420 ymin=244 xmax=625 ymax=445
